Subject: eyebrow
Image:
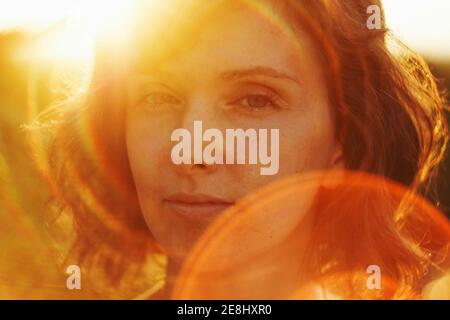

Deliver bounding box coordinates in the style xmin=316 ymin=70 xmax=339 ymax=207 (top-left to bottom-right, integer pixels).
xmin=219 ymin=66 xmax=302 ymax=86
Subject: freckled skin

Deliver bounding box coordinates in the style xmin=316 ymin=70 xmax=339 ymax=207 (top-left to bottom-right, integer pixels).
xmin=126 ymin=4 xmax=343 ymax=264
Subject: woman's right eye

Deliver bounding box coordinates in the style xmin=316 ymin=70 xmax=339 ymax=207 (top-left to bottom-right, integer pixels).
xmin=138 ymin=92 xmax=181 ymax=111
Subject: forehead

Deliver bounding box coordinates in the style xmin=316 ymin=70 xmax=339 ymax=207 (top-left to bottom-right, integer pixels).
xmin=133 ymin=2 xmax=317 ymax=82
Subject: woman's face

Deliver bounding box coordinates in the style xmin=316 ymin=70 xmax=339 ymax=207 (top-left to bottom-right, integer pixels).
xmin=126 ymin=4 xmax=342 ymax=261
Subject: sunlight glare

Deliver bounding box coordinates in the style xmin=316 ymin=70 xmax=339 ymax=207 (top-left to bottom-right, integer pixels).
xmin=383 ymin=0 xmax=450 ymax=60
xmin=0 ymin=0 xmax=137 ymax=63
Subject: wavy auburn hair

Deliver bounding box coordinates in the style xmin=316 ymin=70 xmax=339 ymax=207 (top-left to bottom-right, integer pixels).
xmin=42 ymin=0 xmax=449 ymax=298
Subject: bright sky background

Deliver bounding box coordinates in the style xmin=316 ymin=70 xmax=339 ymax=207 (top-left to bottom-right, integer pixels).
xmin=383 ymin=0 xmax=450 ymax=60
xmin=0 ymin=0 xmax=449 ymax=61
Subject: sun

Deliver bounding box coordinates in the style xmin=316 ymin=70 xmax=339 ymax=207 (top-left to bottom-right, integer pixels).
xmin=0 ymin=0 xmax=136 ymax=63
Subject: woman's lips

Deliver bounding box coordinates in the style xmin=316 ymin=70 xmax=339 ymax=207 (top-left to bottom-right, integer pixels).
xmin=163 ymin=193 xmax=234 ymax=219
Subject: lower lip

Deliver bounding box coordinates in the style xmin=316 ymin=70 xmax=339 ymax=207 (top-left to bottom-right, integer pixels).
xmin=164 ymin=201 xmax=233 ymax=219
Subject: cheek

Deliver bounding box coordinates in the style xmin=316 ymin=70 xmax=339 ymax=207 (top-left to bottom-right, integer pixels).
xmin=223 ymin=107 xmax=336 ymax=198
xmin=278 ymin=109 xmax=335 ymax=176
xmin=233 ymin=109 xmax=336 ymax=254
xmin=125 ymin=117 xmax=174 ymax=245
xmin=125 ymin=114 xmax=175 ymax=201
xmin=126 ymin=114 xmax=207 ymax=251
xmin=126 ymin=130 xmax=164 ymax=189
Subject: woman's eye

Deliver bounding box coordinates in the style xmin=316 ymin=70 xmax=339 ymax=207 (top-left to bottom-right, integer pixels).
xmin=139 ymin=92 xmax=181 ymax=111
xmin=232 ymin=94 xmax=281 ymax=113
xmin=245 ymin=95 xmax=272 ymax=108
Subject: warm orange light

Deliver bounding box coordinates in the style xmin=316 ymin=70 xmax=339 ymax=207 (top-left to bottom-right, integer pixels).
xmin=0 ymin=0 xmax=136 ymax=63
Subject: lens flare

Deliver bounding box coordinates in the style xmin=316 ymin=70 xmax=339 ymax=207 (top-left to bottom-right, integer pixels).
xmin=173 ymin=171 xmax=450 ymax=299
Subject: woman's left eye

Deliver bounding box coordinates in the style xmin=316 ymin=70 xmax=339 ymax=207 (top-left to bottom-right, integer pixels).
xmin=232 ymin=94 xmax=281 ymax=112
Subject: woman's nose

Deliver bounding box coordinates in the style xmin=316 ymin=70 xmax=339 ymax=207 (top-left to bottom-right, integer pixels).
xmin=180 ymin=95 xmax=219 ymax=128
xmin=176 ymin=162 xmax=219 ymax=176
xmin=171 ymin=97 xmax=223 ymax=175
xmin=171 ymin=145 xmax=220 ymax=175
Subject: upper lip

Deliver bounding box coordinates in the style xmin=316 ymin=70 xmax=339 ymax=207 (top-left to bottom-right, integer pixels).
xmin=164 ymin=193 xmax=233 ymax=204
